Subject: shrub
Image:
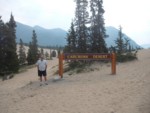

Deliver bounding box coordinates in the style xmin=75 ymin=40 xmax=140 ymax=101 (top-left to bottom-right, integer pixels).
xmin=116 ymin=51 xmax=137 ymax=62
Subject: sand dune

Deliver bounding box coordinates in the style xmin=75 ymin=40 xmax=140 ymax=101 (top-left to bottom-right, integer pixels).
xmin=16 ymin=44 xmax=58 ymax=57
xmin=0 ymin=49 xmax=150 ymax=113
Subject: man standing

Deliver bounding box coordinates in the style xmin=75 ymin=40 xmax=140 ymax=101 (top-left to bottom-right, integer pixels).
xmin=36 ymin=55 xmax=48 ymax=86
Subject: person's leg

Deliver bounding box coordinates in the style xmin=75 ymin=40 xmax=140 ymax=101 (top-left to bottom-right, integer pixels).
xmin=39 ymin=71 xmax=43 ymax=86
xmin=40 ymin=76 xmax=42 ymax=82
xmin=44 ymin=77 xmax=48 ymax=85
xmin=44 ymin=76 xmax=47 ymax=81
xmin=43 ymin=70 xmax=48 ymax=85
xmin=38 ymin=70 xmax=40 ymax=80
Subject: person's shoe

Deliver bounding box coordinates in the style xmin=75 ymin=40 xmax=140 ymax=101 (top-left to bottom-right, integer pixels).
xmin=45 ymin=82 xmax=48 ymax=85
xmin=40 ymin=82 xmax=43 ymax=86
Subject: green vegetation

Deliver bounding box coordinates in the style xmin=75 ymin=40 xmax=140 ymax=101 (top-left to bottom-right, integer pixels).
xmin=0 ymin=15 xmax=52 ymax=78
xmin=0 ymin=14 xmax=19 ymax=76
xmin=18 ymin=38 xmax=26 ymax=65
xmin=0 ymin=1 xmax=140 ymax=78
xmin=27 ymin=30 xmax=39 ymax=65
xmin=63 ymin=61 xmax=101 ymax=75
xmin=64 ymin=0 xmax=108 ymax=71
xmin=64 ymin=1 xmax=139 ymax=73
xmin=109 ymin=26 xmax=138 ymax=62
xmin=65 ymin=0 xmax=107 ymax=54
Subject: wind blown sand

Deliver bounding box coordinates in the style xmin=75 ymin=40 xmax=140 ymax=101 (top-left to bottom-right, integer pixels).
xmin=0 ymin=49 xmax=150 ymax=113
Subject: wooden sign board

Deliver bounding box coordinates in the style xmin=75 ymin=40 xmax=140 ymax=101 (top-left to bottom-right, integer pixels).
xmin=59 ymin=53 xmax=116 ymax=78
xmin=64 ymin=53 xmax=111 ymax=60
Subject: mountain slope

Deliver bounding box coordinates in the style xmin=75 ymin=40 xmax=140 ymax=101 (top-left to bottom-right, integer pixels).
xmin=16 ymin=22 xmax=140 ymax=48
xmin=105 ymin=26 xmax=141 ymax=48
xmin=141 ymin=44 xmax=150 ymax=49
xmin=16 ymin=22 xmax=67 ymax=46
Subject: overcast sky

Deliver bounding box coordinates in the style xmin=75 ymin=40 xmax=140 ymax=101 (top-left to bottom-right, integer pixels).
xmin=0 ymin=0 xmax=149 ymax=45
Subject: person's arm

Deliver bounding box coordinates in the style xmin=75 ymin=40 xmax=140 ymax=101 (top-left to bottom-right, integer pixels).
xmin=37 ymin=65 xmax=39 ymax=70
xmin=36 ymin=61 xmax=39 ymax=70
xmin=45 ymin=60 xmax=47 ymax=70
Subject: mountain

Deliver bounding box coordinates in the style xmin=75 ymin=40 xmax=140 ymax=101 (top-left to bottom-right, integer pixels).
xmin=105 ymin=26 xmax=141 ymax=48
xmin=141 ymin=44 xmax=150 ymax=49
xmin=16 ymin=22 xmax=67 ymax=46
xmin=16 ymin=22 xmax=140 ymax=48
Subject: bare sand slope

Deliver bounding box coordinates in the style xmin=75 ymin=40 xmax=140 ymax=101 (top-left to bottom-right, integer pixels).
xmin=0 ymin=49 xmax=150 ymax=113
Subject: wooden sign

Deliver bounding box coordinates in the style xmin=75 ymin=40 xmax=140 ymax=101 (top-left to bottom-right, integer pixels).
xmin=58 ymin=53 xmax=116 ymax=78
xmin=64 ymin=53 xmax=111 ymax=60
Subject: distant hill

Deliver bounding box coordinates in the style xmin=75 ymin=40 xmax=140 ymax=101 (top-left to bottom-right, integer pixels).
xmin=16 ymin=22 xmax=141 ymax=48
xmin=141 ymin=44 xmax=150 ymax=49
xmin=16 ymin=22 xmax=67 ymax=46
xmin=105 ymin=26 xmax=141 ymax=49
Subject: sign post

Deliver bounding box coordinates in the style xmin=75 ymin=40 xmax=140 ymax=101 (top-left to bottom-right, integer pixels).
xmin=58 ymin=53 xmax=116 ymax=78
xmin=111 ymin=53 xmax=116 ymax=75
xmin=58 ymin=53 xmax=63 ymax=78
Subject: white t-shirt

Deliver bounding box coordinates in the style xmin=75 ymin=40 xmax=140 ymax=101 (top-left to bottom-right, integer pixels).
xmin=36 ymin=59 xmax=47 ymax=71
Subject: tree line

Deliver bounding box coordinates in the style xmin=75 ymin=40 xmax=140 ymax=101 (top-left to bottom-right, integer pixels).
xmin=0 ymin=14 xmax=55 ymax=77
xmin=0 ymin=0 xmax=139 ymax=76
xmin=0 ymin=13 xmax=63 ymax=77
xmin=64 ymin=0 xmax=108 ymax=53
xmin=64 ymin=0 xmax=138 ymax=65
xmin=0 ymin=14 xmax=19 ymax=76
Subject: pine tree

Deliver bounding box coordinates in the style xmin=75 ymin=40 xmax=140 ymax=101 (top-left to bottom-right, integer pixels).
xmin=18 ymin=38 xmax=26 ymax=65
xmin=32 ymin=30 xmax=38 ymax=61
xmin=45 ymin=51 xmax=49 ymax=59
xmin=90 ymin=0 xmax=108 ymax=53
xmin=124 ymin=38 xmax=130 ymax=52
xmin=115 ymin=26 xmax=125 ymax=54
xmin=0 ymin=16 xmax=6 ymax=75
xmin=65 ymin=22 xmax=77 ymax=53
xmin=27 ymin=30 xmax=38 ymax=65
xmin=40 ymin=48 xmax=44 ymax=55
xmin=3 ymin=14 xmax=19 ymax=73
xmin=50 ymin=49 xmax=52 ymax=60
xmin=74 ymin=0 xmax=89 ymax=53
xmin=27 ymin=42 xmax=33 ymax=65
xmin=115 ymin=26 xmax=137 ymax=62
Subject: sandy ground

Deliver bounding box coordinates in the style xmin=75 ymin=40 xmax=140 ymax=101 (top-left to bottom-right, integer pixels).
xmin=0 ymin=49 xmax=150 ymax=113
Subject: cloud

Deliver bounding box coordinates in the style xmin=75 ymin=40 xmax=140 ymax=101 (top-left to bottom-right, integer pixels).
xmin=0 ymin=0 xmax=75 ymax=30
xmin=0 ymin=0 xmax=149 ymax=45
xmin=103 ymin=0 xmax=150 ymax=45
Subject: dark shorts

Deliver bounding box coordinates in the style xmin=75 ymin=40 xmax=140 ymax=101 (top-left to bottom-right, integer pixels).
xmin=39 ymin=70 xmax=47 ymax=76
